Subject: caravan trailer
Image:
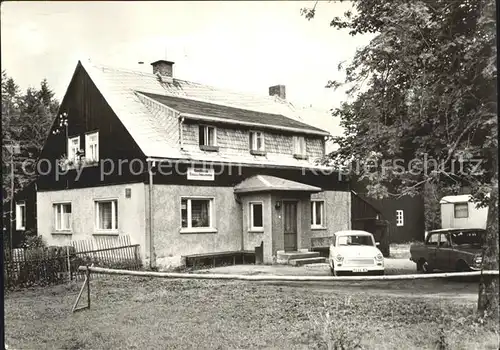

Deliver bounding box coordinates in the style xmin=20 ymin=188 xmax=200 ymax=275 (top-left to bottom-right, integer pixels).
xmin=440 ymin=195 xmax=488 ymax=230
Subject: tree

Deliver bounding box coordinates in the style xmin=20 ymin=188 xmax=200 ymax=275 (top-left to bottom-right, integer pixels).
xmin=302 ymin=0 xmax=497 ymax=318
xmin=2 ymin=73 xmax=60 ymax=201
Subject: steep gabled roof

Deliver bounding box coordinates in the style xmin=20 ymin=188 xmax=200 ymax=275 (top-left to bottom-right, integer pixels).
xmin=78 ymin=60 xmax=338 ymax=169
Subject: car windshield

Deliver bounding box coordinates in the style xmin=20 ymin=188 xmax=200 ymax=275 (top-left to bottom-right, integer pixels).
xmin=337 ymin=235 xmax=374 ymax=246
xmin=449 ymin=230 xmax=484 ymax=247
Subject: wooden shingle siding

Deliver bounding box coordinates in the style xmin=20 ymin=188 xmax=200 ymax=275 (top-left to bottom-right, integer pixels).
xmin=182 ymin=123 xmax=324 ymax=158
xmin=136 ymin=93 xmax=180 ymax=146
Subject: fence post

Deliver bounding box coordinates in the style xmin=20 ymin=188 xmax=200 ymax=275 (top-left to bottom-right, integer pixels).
xmin=67 ymin=246 xmax=72 ymax=282
xmin=86 ymin=264 xmax=91 ymax=309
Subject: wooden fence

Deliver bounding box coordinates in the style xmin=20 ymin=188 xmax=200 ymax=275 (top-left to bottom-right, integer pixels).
xmin=3 ymin=235 xmax=142 ymax=290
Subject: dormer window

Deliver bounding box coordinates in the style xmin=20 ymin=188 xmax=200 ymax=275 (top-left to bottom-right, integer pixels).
xmin=249 ymin=131 xmax=266 ymax=156
xmin=68 ymin=136 xmax=80 ymax=162
xmin=85 ymin=131 xmax=99 ymax=163
xmin=293 ymin=136 xmax=308 ymax=160
xmin=199 ymin=125 xmax=218 ymax=151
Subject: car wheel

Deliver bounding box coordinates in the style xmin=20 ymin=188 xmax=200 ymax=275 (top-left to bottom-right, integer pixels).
xmin=421 ymin=260 xmax=433 ymax=273
xmin=456 ymin=260 xmax=470 ymax=272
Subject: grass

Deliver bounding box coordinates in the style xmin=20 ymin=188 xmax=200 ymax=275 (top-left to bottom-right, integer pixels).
xmin=5 ymin=276 xmax=499 ymax=350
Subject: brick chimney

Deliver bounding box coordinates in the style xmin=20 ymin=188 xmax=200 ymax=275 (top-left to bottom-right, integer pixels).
xmin=269 ymin=85 xmax=286 ymax=99
xmin=151 ymin=60 xmax=175 ymax=78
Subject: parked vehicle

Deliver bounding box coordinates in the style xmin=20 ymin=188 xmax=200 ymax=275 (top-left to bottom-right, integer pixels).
xmin=328 ymin=230 xmax=385 ymax=276
xmin=409 ymin=228 xmax=485 ymax=273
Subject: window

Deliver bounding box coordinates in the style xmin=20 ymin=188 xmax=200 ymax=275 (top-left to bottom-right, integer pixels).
xmin=454 ymin=203 xmax=469 ymax=218
xmin=396 ymin=210 xmax=404 ymax=226
xmin=293 ymin=136 xmax=307 ymax=157
xmin=181 ymin=198 xmax=213 ymax=230
xmin=249 ymin=202 xmax=263 ymax=231
xmin=85 ymin=131 xmax=99 ymax=162
xmin=95 ymin=200 xmax=118 ymax=231
xmin=15 ymin=202 xmax=26 ymax=231
xmin=249 ymin=131 xmax=265 ymax=152
xmin=68 ymin=136 xmax=80 ymax=162
xmin=199 ymin=125 xmax=217 ymax=147
xmin=54 ymin=203 xmax=72 ymax=231
xmin=426 ymin=233 xmax=448 ymax=246
xmin=311 ymin=200 xmax=325 ymax=228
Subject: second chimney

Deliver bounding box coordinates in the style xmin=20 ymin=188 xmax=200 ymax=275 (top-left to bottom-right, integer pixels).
xmin=151 ymin=60 xmax=175 ymax=78
xmin=269 ymin=85 xmax=286 ymax=99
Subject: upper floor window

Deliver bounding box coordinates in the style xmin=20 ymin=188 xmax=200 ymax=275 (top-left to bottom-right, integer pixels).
xmin=15 ymin=202 xmax=26 ymax=231
xmin=293 ymin=136 xmax=307 ymax=158
xmin=199 ymin=125 xmax=217 ymax=149
xmin=454 ymin=203 xmax=468 ymax=218
xmin=68 ymin=136 xmax=80 ymax=162
xmin=396 ymin=209 xmax=404 ymax=226
xmin=249 ymin=131 xmax=265 ymax=155
xmin=85 ymin=131 xmax=99 ymax=163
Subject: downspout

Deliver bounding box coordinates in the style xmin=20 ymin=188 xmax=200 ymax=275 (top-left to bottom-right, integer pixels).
xmin=148 ymin=160 xmax=156 ymax=270
xmin=234 ymin=193 xmax=244 ymax=251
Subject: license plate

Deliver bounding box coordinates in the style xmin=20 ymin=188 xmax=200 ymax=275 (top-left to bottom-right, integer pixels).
xmin=352 ymin=268 xmax=368 ymax=273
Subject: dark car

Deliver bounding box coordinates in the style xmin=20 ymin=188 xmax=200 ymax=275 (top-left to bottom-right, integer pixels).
xmin=409 ymin=228 xmax=485 ymax=272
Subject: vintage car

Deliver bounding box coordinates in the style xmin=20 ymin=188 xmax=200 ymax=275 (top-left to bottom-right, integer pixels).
xmin=409 ymin=228 xmax=485 ymax=272
xmin=328 ymin=230 xmax=385 ymax=276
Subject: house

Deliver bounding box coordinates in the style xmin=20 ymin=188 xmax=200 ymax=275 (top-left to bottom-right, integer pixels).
xmin=440 ymin=194 xmax=488 ymax=230
xmin=2 ymin=181 xmax=37 ymax=249
xmin=36 ymin=59 xmax=354 ymax=269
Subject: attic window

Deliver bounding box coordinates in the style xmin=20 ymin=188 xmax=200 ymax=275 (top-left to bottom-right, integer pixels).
xmin=68 ymin=136 xmax=80 ymax=162
xmin=293 ymin=136 xmax=307 ymax=159
xmin=249 ymin=131 xmax=266 ymax=155
xmin=199 ymin=125 xmax=218 ymax=151
xmin=85 ymin=131 xmax=99 ymax=163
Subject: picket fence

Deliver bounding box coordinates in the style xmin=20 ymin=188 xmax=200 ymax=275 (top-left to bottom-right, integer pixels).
xmin=3 ymin=235 xmax=142 ymax=289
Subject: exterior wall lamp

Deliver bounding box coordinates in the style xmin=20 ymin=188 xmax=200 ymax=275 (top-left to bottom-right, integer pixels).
xmin=275 ymin=201 xmax=281 ymax=210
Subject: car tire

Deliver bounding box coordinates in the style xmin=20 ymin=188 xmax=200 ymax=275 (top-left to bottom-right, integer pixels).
xmin=421 ymin=260 xmax=433 ymax=273
xmin=456 ymin=260 xmax=470 ymax=272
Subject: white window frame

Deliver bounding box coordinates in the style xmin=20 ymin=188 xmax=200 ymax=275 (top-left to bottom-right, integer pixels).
xmin=396 ymin=209 xmax=404 ymax=227
xmin=249 ymin=131 xmax=265 ymax=151
xmin=454 ymin=203 xmax=469 ymax=218
xmin=15 ymin=202 xmax=26 ymax=231
xmin=68 ymin=136 xmax=80 ymax=162
xmin=311 ymin=200 xmax=325 ymax=228
xmin=53 ymin=202 xmax=72 ymax=232
xmin=249 ymin=201 xmax=264 ymax=231
xmin=85 ymin=131 xmax=99 ymax=163
xmin=293 ymin=136 xmax=306 ymax=156
xmin=180 ymin=197 xmax=215 ymax=233
xmin=199 ymin=125 xmax=217 ymax=146
xmin=94 ymin=199 xmax=118 ymax=232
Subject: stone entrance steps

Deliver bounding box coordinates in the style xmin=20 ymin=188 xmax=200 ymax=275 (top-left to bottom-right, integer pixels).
xmin=276 ymin=250 xmax=326 ymax=266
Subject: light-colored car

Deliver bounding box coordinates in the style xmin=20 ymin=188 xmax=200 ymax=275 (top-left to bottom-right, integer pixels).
xmin=328 ymin=230 xmax=385 ymax=276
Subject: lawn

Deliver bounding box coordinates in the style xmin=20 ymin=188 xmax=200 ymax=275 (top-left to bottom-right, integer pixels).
xmin=5 ymin=276 xmax=499 ymax=350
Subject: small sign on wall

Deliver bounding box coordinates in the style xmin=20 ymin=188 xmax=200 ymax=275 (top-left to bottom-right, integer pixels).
xmin=187 ymin=167 xmax=215 ymax=181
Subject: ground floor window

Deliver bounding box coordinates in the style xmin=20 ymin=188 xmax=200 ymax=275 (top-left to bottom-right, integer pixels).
xmin=54 ymin=203 xmax=72 ymax=231
xmin=95 ymin=199 xmax=118 ymax=231
xmin=311 ymin=200 xmax=324 ymax=228
xmin=249 ymin=202 xmax=263 ymax=231
xmin=15 ymin=202 xmax=26 ymax=230
xmin=181 ymin=198 xmax=213 ymax=229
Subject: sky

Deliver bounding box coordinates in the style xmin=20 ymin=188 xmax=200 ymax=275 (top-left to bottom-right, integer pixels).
xmin=1 ymin=1 xmax=373 ymax=110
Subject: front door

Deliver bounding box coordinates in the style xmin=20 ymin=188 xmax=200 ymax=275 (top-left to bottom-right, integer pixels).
xmin=283 ymin=201 xmax=298 ymax=251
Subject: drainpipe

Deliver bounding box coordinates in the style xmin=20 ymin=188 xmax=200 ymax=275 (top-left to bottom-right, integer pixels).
xmin=148 ymin=160 xmax=156 ymax=269
xmin=234 ymin=193 xmax=244 ymax=251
